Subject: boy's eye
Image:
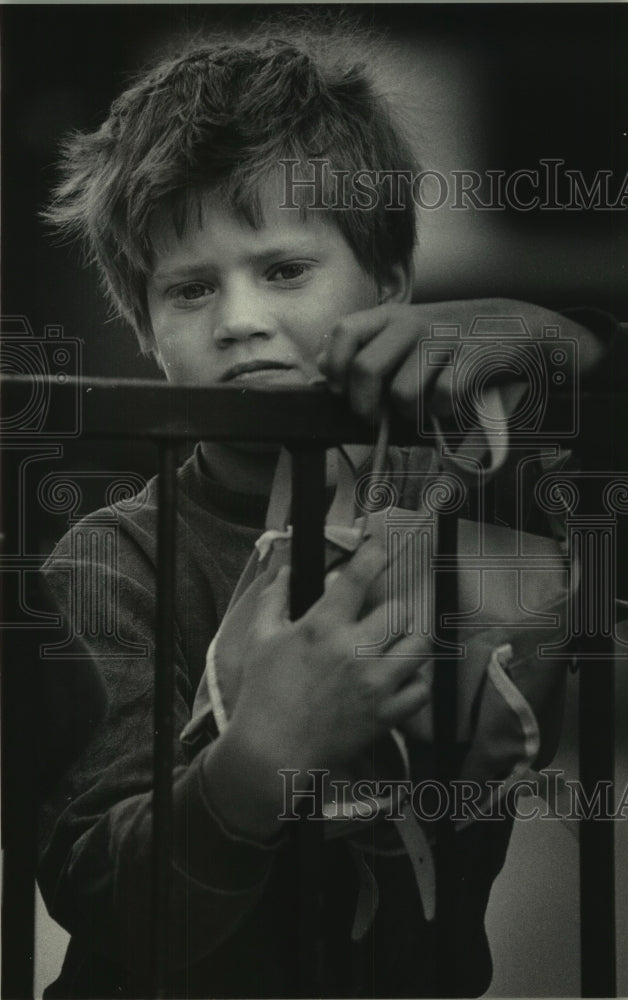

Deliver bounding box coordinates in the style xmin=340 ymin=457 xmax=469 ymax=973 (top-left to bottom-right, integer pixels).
xmin=268 ymin=262 xmax=309 ymax=282
xmin=170 ymin=282 xmax=212 ymax=305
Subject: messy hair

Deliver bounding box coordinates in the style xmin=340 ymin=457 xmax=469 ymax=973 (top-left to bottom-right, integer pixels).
xmin=44 ymin=16 xmax=419 ymax=355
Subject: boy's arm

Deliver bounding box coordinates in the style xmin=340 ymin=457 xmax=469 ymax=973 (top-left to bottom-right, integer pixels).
xmin=318 ymin=298 xmax=614 ymax=442
xmin=39 ymin=522 xmax=430 ymax=979
xmin=318 ymin=298 xmax=621 ymax=775
xmin=38 ymin=519 xmax=286 ymax=978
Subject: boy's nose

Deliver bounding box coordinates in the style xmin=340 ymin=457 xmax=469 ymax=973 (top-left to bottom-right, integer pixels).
xmin=212 ymin=285 xmax=276 ymax=346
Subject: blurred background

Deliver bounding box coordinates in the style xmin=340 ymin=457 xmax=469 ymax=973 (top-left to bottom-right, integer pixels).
xmin=3 ymin=2 xmax=627 ymax=382
xmin=2 ymin=3 xmax=627 ymax=996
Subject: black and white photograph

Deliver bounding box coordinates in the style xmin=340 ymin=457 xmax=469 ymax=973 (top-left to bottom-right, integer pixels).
xmin=1 ymin=3 xmax=627 ymax=998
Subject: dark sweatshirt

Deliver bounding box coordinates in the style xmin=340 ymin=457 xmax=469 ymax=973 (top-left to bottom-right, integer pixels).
xmin=38 ymin=445 xmax=515 ymax=999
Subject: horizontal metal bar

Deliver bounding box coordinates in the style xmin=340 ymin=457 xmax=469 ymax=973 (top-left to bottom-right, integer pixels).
xmin=2 ymin=375 xmax=413 ymax=444
xmin=3 ymin=375 xmax=618 ymax=445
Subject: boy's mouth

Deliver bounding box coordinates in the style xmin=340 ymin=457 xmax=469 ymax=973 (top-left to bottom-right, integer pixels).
xmin=219 ymin=360 xmax=298 ymax=383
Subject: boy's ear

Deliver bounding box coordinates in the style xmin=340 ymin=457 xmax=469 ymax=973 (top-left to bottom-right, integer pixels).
xmin=378 ymin=257 xmax=414 ymax=305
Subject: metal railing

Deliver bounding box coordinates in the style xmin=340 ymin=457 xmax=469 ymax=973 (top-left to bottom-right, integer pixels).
xmin=1 ymin=375 xmax=623 ymax=998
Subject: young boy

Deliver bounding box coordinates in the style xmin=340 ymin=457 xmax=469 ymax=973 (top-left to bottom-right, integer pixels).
xmin=38 ymin=22 xmax=611 ymax=1000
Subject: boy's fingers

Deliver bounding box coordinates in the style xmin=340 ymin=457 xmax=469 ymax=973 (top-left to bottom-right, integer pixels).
xmin=363 ymin=653 xmax=430 ymax=693
xmin=319 ymin=307 xmax=390 ymax=391
xmin=426 ymin=363 xmax=455 ymax=420
xmin=377 ymin=677 xmax=430 ymax=726
xmin=388 ymin=354 xmax=420 ymax=419
xmin=391 ymin=630 xmax=434 ymax=663
xmin=357 ymin=598 xmax=411 ymax=646
xmin=320 ymin=304 xmax=454 ymax=423
xmin=314 ymin=539 xmax=387 ymax=623
xmin=380 ymin=643 xmax=433 ymax=686
xmin=357 ymin=614 xmax=432 ymax=682
xmin=345 ymin=321 xmax=422 ymax=419
xmin=387 ymin=345 xmax=457 ymax=423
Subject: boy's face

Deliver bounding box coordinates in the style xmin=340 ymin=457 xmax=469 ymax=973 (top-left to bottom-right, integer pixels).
xmin=146 ymin=183 xmax=380 ymax=388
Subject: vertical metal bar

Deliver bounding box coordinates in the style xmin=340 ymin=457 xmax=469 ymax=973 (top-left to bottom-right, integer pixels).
xmin=1 ymin=447 xmax=36 ymax=1000
xmin=579 ymin=653 xmax=616 ymax=997
xmin=289 ymin=446 xmax=327 ymax=998
xmin=151 ymin=442 xmax=178 ymax=1000
xmin=289 ymin=446 xmax=326 ymax=619
xmin=433 ymin=509 xmax=459 ymax=997
xmin=577 ymin=450 xmax=617 ymax=997
xmin=1 ymin=649 xmax=36 ymax=1000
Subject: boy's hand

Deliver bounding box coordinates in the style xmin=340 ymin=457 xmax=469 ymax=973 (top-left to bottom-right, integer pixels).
xmin=317 ymin=298 xmax=604 ymax=425
xmin=225 ymin=539 xmax=430 ymax=776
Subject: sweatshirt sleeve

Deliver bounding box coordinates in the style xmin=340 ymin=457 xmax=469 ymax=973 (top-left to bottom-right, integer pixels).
xmin=37 ymin=511 xmax=285 ymax=978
